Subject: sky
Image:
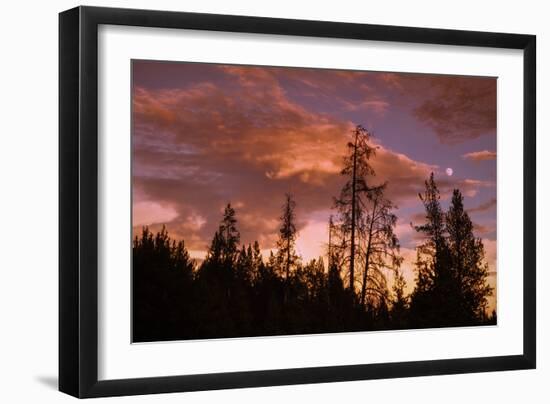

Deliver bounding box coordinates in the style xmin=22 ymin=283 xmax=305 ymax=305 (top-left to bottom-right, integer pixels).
xmin=132 ymin=60 xmax=497 ymax=310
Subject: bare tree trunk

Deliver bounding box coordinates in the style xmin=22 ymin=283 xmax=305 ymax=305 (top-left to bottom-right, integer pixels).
xmin=328 ymin=216 xmax=333 ymax=269
xmin=349 ymin=129 xmax=359 ymax=292
xmin=360 ymin=199 xmax=378 ymax=307
xmin=286 ymin=236 xmax=290 ymax=281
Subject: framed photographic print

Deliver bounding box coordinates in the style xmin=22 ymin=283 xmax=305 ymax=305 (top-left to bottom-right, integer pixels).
xmin=59 ymin=6 xmax=536 ymax=398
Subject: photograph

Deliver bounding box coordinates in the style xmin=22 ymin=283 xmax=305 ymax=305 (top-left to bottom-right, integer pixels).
xmin=131 ymin=60 xmax=497 ymax=343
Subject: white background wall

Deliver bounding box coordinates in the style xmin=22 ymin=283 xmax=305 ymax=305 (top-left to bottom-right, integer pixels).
xmin=0 ymin=0 xmax=546 ymax=402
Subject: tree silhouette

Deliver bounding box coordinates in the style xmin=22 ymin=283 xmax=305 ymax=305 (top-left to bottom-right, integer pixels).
xmin=328 ymin=214 xmax=335 ymax=269
xmin=409 ymin=173 xmax=452 ymax=327
xmin=446 ymin=189 xmax=493 ymax=323
xmin=390 ymin=267 xmax=408 ymax=328
xmin=358 ymin=183 xmax=402 ymax=311
xmin=219 ymin=203 xmax=240 ymax=264
xmin=409 ymin=174 xmax=493 ymax=327
xmin=132 ymin=131 xmax=495 ymax=342
xmin=132 ymin=226 xmax=195 ymax=341
xmin=334 ymin=124 xmax=377 ymax=292
xmin=276 ymin=193 xmax=299 ymax=281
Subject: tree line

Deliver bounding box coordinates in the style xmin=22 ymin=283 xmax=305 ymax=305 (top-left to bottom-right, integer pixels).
xmin=133 ymin=125 xmax=496 ymax=342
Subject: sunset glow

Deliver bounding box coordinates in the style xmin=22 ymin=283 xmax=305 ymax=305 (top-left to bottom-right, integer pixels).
xmin=132 ymin=60 xmax=497 ymax=312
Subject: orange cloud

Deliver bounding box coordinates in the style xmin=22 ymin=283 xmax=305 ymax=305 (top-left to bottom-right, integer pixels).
xmin=462 ymin=150 xmax=497 ymax=161
xmin=132 ymin=63 xmax=496 ymax=258
xmin=133 ymin=201 xmax=179 ymax=227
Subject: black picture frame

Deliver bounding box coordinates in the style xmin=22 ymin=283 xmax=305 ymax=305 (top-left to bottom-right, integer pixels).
xmin=59 ymin=5 xmax=536 ymax=398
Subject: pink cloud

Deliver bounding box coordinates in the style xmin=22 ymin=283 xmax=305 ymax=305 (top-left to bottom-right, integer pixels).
xmin=132 ymin=63 xmax=495 ymax=257
xmin=468 ymin=198 xmax=497 ymax=214
xmin=462 ymin=150 xmax=497 ymax=161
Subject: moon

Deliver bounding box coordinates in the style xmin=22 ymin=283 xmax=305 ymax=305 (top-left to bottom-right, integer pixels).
xmin=446 ymin=167 xmax=454 ymax=176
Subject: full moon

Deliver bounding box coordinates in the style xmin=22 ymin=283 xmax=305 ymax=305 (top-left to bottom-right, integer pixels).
xmin=446 ymin=167 xmax=454 ymax=176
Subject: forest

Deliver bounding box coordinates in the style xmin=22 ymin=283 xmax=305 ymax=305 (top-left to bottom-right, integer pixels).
xmin=133 ymin=125 xmax=496 ymax=342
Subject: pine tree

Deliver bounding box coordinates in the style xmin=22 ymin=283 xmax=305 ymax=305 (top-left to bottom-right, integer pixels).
xmin=415 ymin=173 xmax=448 ymax=265
xmin=206 ymin=230 xmax=224 ymax=263
xmin=358 ymin=183 xmax=402 ymax=310
xmin=218 ymin=203 xmax=240 ymax=264
xmin=132 ymin=226 xmax=195 ymax=341
xmin=276 ymin=193 xmax=299 ymax=281
xmin=390 ymin=267 xmax=408 ymax=328
xmin=204 ymin=203 xmax=241 ymax=265
xmin=334 ymin=124 xmax=377 ymax=292
xmin=236 ymin=244 xmax=253 ymax=284
xmin=200 ymin=203 xmax=241 ymax=324
xmin=446 ymin=189 xmax=493 ymax=323
xmin=172 ymin=239 xmax=195 ymax=276
xmin=250 ymin=240 xmax=263 ymax=284
xmin=409 ymin=174 xmax=493 ymax=327
xmin=409 ymin=173 xmax=451 ymax=326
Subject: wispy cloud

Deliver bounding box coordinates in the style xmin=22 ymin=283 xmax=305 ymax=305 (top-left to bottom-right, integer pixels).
xmin=462 ymin=150 xmax=497 ymax=161
xmin=376 ymin=74 xmax=497 ymax=144
xmin=469 ymin=198 xmax=497 ymax=214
